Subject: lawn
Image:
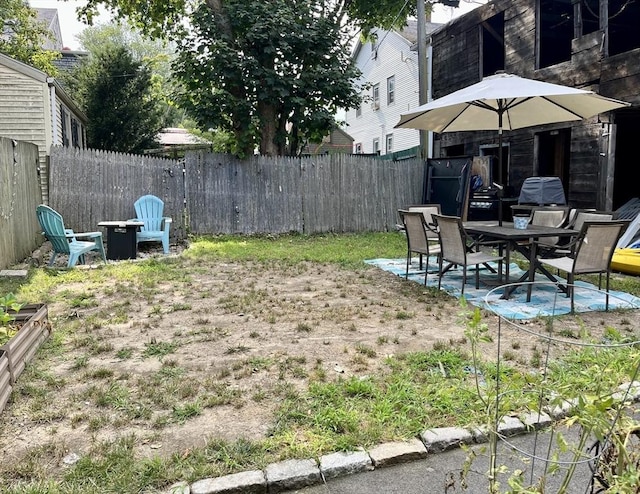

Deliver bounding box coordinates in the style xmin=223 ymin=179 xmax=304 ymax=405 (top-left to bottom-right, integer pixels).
xmin=1 ymin=232 xmax=639 ymax=493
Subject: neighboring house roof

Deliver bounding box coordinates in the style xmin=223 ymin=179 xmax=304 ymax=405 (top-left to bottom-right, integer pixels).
xmin=146 ymin=128 xmax=212 ymax=156
xmin=302 ymin=127 xmax=354 ymax=155
xmin=0 ymin=51 xmax=86 ymax=123
xmin=35 ymin=8 xmax=58 ymax=28
xmin=34 ymin=8 xmax=63 ymax=50
xmin=156 ymin=128 xmax=211 ymax=146
xmin=54 ymin=50 xmax=89 ymax=73
xmin=351 ymin=19 xmax=442 ymax=59
xmin=397 ymin=18 xmax=443 ymax=45
xmin=329 ymin=127 xmax=354 ymax=144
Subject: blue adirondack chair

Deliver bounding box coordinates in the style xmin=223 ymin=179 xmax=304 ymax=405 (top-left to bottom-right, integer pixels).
xmin=132 ymin=195 xmax=172 ymax=254
xmin=36 ymin=205 xmax=107 ymax=267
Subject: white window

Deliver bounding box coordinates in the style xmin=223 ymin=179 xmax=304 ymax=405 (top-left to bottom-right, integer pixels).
xmin=372 ymin=84 xmax=380 ymax=110
xmin=354 ymin=143 xmax=362 ymax=154
xmin=387 ymin=76 xmax=395 ymax=105
xmin=356 ymin=104 xmax=362 ymax=118
xmin=386 ymin=134 xmax=393 ymax=154
xmin=372 ymin=138 xmax=380 ymax=154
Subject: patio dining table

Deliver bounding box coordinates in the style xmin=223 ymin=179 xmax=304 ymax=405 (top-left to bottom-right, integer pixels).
xmin=463 ymin=221 xmax=578 ymax=300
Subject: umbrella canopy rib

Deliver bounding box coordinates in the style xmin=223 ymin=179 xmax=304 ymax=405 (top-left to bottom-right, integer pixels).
xmin=439 ymin=105 xmax=478 ymax=133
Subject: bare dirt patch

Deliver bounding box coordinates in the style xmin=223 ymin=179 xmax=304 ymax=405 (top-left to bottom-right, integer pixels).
xmin=2 ymin=246 xmax=639 ymax=474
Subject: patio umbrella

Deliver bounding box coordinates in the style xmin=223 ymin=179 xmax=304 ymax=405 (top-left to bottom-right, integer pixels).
xmin=395 ymin=72 xmax=630 ymax=224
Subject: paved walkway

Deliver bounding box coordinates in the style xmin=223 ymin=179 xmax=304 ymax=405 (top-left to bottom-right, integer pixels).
xmin=173 ymin=413 xmax=620 ymax=494
xmin=292 ymin=430 xmax=595 ymax=494
xmin=167 ymin=387 xmax=640 ymax=493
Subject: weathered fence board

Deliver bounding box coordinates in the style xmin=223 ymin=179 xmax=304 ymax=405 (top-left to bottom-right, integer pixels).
xmin=0 ymin=137 xmax=42 ymax=270
xmin=0 ymin=142 xmax=424 ymax=269
xmin=48 ymin=147 xmax=425 ymax=239
xmin=49 ymin=147 xmax=185 ymax=238
xmin=300 ymin=156 xmax=343 ymax=234
xmin=185 ymin=154 xmax=304 ymax=234
xmin=187 ymin=152 xmax=425 ymax=234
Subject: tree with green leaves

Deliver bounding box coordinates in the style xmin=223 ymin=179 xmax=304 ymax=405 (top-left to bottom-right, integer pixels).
xmin=0 ymin=0 xmax=60 ymax=74
xmin=173 ymin=0 xmax=367 ymax=156
xmin=74 ymin=23 xmax=184 ymax=129
xmin=78 ymin=0 xmax=421 ymax=156
xmin=68 ymin=43 xmax=162 ymax=153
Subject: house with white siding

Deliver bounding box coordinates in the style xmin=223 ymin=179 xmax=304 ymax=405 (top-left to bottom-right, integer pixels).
xmin=34 ymin=8 xmax=64 ymax=50
xmin=0 ymin=52 xmax=87 ymax=203
xmin=345 ymin=20 xmax=441 ymax=157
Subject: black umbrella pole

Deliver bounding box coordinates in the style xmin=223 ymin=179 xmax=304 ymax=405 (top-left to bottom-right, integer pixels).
xmin=498 ymin=126 xmax=503 ymax=227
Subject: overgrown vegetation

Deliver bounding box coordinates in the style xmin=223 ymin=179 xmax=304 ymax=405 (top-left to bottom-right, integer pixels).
xmin=1 ymin=232 xmax=640 ymax=493
xmin=64 ymin=41 xmax=162 ymax=153
xmin=0 ymin=293 xmax=22 ymax=345
xmin=0 ymin=0 xmax=60 ymax=74
xmin=77 ymin=0 xmax=428 ymax=156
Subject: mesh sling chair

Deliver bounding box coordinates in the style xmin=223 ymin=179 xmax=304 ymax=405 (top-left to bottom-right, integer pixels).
xmin=526 ymin=207 xmax=572 ymax=256
xmin=550 ymin=210 xmax=615 ymax=258
xmin=398 ymin=209 xmax=441 ymax=286
xmin=432 ymin=214 xmax=504 ymax=295
xmin=405 ymin=204 xmax=441 ymax=270
xmin=535 ymin=220 xmax=629 ymax=313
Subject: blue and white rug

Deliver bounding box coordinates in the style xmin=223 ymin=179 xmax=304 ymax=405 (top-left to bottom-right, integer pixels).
xmin=365 ymin=257 xmax=640 ymax=320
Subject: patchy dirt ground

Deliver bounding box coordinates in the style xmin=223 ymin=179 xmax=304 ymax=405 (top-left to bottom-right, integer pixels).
xmin=2 ymin=242 xmax=640 ymax=475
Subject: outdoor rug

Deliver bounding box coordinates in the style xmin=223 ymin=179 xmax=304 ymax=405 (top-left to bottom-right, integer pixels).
xmin=365 ymin=257 xmax=640 ymax=320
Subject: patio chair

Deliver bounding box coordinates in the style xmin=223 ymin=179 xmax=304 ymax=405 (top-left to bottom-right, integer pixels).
xmin=432 ymin=214 xmax=505 ymax=295
xmin=535 ymin=220 xmax=629 ymax=313
xmin=132 ymin=195 xmax=172 ymax=254
xmin=36 ymin=204 xmax=107 ymax=268
xmin=400 ymin=204 xmax=441 ymax=269
xmin=407 ymin=204 xmax=441 ymax=231
xmin=528 ymin=207 xmax=571 ymax=255
xmin=570 ymin=210 xmax=614 ymax=232
xmin=550 ymin=210 xmax=614 ymax=258
xmin=398 ymin=209 xmax=442 ymax=285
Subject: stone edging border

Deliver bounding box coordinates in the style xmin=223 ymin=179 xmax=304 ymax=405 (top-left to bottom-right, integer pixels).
xmin=164 ymin=381 xmax=640 ymax=494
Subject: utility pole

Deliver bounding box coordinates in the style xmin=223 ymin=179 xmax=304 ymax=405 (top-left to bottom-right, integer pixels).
xmin=416 ymin=0 xmax=429 ymax=159
xmin=416 ymin=1 xmax=460 ymax=159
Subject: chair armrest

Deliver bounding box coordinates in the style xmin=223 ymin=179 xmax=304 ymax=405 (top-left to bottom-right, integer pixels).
xmin=425 ymin=222 xmax=438 ymax=234
xmin=162 ymin=217 xmax=172 ymax=232
xmin=73 ymin=231 xmax=103 ymax=240
xmin=535 ymin=232 xmax=580 ymax=257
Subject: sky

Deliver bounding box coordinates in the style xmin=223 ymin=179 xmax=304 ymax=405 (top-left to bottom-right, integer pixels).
xmin=29 ymin=0 xmax=486 ymax=51
xmin=29 ymin=0 xmax=112 ymax=50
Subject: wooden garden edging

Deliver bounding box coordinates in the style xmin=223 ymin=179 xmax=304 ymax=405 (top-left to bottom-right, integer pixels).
xmin=0 ymin=349 xmax=11 ymax=413
xmin=0 ymin=304 xmax=51 ymax=408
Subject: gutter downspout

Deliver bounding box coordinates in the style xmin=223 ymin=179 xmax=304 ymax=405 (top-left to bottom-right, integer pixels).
xmin=47 ymin=77 xmax=59 ymax=145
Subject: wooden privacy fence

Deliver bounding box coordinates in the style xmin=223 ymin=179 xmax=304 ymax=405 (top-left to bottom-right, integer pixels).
xmin=48 ymin=147 xmax=425 ymax=237
xmin=186 ymin=153 xmax=425 ymax=234
xmin=0 ymin=138 xmax=42 ymax=270
xmin=49 ymin=147 xmax=185 ymax=238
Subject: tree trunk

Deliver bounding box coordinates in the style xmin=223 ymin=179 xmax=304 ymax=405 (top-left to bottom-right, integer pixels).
xmin=206 ymin=0 xmax=254 ymax=157
xmin=205 ymin=0 xmax=233 ymax=39
xmin=288 ymin=118 xmax=300 ymax=156
xmin=258 ymin=101 xmax=279 ymax=156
